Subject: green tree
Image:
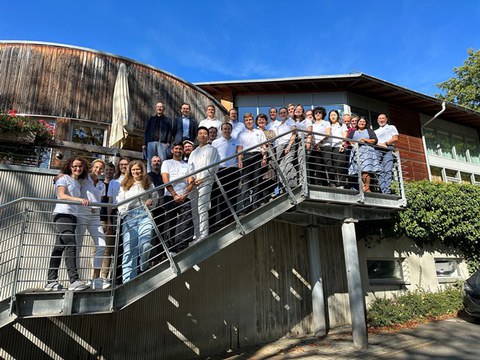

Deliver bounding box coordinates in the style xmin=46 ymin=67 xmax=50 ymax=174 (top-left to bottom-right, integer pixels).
xmin=436 ymin=48 xmax=480 ymax=111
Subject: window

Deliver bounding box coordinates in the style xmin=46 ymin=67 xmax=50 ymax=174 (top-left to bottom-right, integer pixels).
xmin=461 ymin=172 xmax=472 ymax=184
xmin=435 ymin=259 xmax=461 ymax=282
xmin=367 ymin=259 xmax=405 ymax=284
xmin=453 ymin=135 xmax=467 ymax=161
xmin=424 ymin=128 xmax=439 ymax=156
xmin=437 ymin=131 xmax=453 ymax=159
xmin=445 ymin=169 xmax=460 ymax=183
xmin=70 ymin=123 xmax=107 ymax=162
xmin=466 ymin=138 xmax=480 ymax=164
xmin=430 ymin=166 xmax=443 ymax=182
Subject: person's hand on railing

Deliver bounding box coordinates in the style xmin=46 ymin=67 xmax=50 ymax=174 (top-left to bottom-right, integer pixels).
xmin=145 ymin=198 xmax=153 ymax=208
xmin=80 ymin=198 xmax=91 ymax=206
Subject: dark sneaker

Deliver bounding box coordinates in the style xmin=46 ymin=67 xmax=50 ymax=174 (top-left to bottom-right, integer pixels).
xmin=44 ymin=281 xmax=63 ymax=291
xmin=68 ymin=280 xmax=90 ymax=291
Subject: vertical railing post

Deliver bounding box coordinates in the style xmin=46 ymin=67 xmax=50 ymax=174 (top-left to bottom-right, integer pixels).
xmin=298 ymin=132 xmax=309 ymax=197
xmin=140 ymin=200 xmax=179 ymax=274
xmin=9 ymin=201 xmax=30 ymax=316
xmin=213 ymin=172 xmax=245 ymax=235
xmin=266 ymin=146 xmax=297 ymax=204
xmin=109 ymin=205 xmax=122 ymax=311
xmin=394 ymin=151 xmax=407 ymax=206
xmin=355 ymin=143 xmax=365 ymax=203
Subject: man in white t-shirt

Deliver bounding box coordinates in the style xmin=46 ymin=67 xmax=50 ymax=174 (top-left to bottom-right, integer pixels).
xmin=225 ymin=108 xmax=245 ymax=139
xmin=374 ymin=114 xmax=399 ymax=194
xmin=198 ymin=105 xmax=222 ymax=139
xmin=161 ymin=143 xmax=194 ymax=252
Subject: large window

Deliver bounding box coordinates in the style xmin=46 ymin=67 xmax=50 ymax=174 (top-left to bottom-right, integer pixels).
xmin=435 ymin=258 xmax=462 ymax=283
xmin=70 ymin=123 xmax=107 ymax=162
xmin=424 ymin=127 xmax=480 ymax=164
xmin=367 ymin=259 xmax=405 ymax=284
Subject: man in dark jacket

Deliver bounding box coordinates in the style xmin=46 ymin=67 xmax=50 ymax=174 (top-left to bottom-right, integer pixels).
xmin=172 ymin=102 xmax=197 ymax=145
xmin=144 ymin=102 xmax=172 ymax=172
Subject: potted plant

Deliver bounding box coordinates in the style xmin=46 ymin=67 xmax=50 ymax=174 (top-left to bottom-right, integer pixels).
xmin=0 ymin=109 xmax=55 ymax=146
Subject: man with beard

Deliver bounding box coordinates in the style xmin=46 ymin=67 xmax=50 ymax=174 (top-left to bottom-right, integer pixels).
xmin=182 ymin=140 xmax=194 ymax=161
xmin=148 ymin=156 xmax=165 ymax=261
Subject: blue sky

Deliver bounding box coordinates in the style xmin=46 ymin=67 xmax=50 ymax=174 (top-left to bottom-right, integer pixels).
xmin=1 ymin=0 xmax=479 ymax=96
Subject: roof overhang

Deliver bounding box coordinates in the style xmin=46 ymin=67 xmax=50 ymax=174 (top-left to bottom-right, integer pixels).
xmin=196 ymin=73 xmax=480 ymax=128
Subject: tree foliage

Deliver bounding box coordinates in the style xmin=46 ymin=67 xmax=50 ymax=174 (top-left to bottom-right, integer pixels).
xmin=436 ymin=48 xmax=480 ymax=111
xmin=395 ymin=181 xmax=480 ymax=266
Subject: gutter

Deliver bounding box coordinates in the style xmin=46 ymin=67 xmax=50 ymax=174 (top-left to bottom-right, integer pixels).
xmin=421 ymin=101 xmax=446 ymax=180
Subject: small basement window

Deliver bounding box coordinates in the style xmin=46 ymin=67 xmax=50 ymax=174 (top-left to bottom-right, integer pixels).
xmin=367 ymin=259 xmax=405 ymax=285
xmin=435 ymin=258 xmax=462 ymax=282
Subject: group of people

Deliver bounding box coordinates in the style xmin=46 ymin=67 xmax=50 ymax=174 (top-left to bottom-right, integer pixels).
xmin=45 ymin=102 xmax=398 ymax=291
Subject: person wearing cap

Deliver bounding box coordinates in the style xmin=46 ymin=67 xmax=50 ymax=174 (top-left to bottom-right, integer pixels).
xmin=172 ymin=102 xmax=197 ymax=145
xmin=182 ymin=139 xmax=195 ymax=161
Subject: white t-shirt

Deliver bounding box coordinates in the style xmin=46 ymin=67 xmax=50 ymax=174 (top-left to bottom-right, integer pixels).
xmin=161 ymin=159 xmax=190 ymax=196
xmin=212 ymin=136 xmax=239 ymax=167
xmin=238 ymin=128 xmax=267 ymax=153
xmin=274 ymin=119 xmax=296 ymax=146
xmin=312 ymin=120 xmax=331 ymax=146
xmin=107 ymin=175 xmax=124 ymax=204
xmin=116 ymin=183 xmax=156 ymax=214
xmin=329 ymin=123 xmax=348 ymax=147
xmin=375 ymin=124 xmax=399 ymax=144
xmin=227 ymin=121 xmax=246 ymax=139
xmin=199 ymin=118 xmax=222 ymax=138
xmin=188 ymin=144 xmax=220 ymax=183
xmin=53 ymin=175 xmax=82 ymax=215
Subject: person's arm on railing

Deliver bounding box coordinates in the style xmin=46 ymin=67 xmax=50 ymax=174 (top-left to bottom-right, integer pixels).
xmin=237 ymin=145 xmax=244 ymax=169
xmin=57 ymin=185 xmax=90 ymax=206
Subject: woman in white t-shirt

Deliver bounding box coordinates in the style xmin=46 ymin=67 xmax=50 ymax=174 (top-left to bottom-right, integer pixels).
xmin=45 ymin=157 xmax=91 ymax=292
xmin=116 ymin=160 xmax=157 ymax=283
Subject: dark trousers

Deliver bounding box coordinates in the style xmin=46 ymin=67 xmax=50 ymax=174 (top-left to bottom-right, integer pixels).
xmin=330 ymin=146 xmax=348 ymax=186
xmin=212 ymin=167 xmax=240 ymax=223
xmin=47 ymin=213 xmax=80 ymax=284
xmin=241 ymin=152 xmax=263 ymax=212
xmin=164 ymin=196 xmax=193 ymax=252
xmin=308 ymin=146 xmax=331 ymax=185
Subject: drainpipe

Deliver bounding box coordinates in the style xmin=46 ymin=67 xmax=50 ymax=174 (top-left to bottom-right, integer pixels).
xmin=421 ymin=101 xmax=446 ymax=180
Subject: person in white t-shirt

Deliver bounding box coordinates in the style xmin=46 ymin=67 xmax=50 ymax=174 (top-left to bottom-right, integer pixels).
xmin=116 ymin=161 xmax=157 ymax=283
xmin=45 ymin=157 xmax=91 ymax=292
xmin=198 ymin=105 xmax=222 ymax=139
xmin=274 ymin=107 xmax=297 ymax=190
xmin=310 ymin=106 xmax=331 ymax=186
xmin=225 ymin=108 xmax=245 ymax=139
xmin=161 ymin=143 xmax=194 ymax=252
xmin=375 ymin=114 xmax=399 ymax=194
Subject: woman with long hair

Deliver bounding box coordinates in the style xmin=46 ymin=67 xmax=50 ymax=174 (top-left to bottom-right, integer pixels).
xmin=116 ymin=160 xmax=157 ymax=283
xmin=293 ymin=104 xmax=313 ymax=185
xmin=45 ymin=156 xmax=91 ymax=291
xmin=347 ymin=116 xmax=380 ymax=192
xmin=327 ymin=110 xmax=348 ymax=187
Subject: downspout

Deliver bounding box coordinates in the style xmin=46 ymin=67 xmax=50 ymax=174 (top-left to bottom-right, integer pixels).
xmin=421 ymin=101 xmax=446 ymax=180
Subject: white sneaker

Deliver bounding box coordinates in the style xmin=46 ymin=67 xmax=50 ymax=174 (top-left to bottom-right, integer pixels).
xmin=68 ymin=280 xmax=90 ymax=291
xmin=44 ymin=281 xmax=63 ymax=291
xmin=102 ymin=279 xmax=111 ymax=289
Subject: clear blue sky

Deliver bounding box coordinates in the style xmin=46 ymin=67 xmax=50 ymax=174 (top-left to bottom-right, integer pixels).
xmin=1 ymin=0 xmax=479 ymax=97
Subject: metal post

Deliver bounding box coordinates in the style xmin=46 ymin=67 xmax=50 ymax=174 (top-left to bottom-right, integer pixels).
xmin=266 ymin=146 xmax=297 ymax=204
xmin=9 ymin=201 xmax=30 ymax=316
xmin=299 ymin=134 xmax=309 ymax=197
xmin=141 ymin=200 xmax=179 ymax=274
xmin=213 ymin=172 xmax=245 ymax=235
xmin=306 ymin=225 xmax=327 ymax=336
xmin=394 ymin=151 xmax=407 ymax=207
xmin=354 ymin=143 xmax=365 ymax=203
xmin=109 ymin=207 xmax=122 ymax=311
xmin=341 ymin=218 xmax=368 ymax=349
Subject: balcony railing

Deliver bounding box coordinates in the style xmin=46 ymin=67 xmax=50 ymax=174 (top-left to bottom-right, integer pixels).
xmin=0 ymin=129 xmax=406 ymax=324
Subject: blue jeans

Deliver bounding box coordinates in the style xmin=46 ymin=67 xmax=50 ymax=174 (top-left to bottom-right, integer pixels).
xmin=147 ymin=141 xmax=168 ymax=172
xmin=121 ymin=210 xmax=153 ymax=283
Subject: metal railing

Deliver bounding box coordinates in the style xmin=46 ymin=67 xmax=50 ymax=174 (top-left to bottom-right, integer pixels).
xmin=0 ymin=128 xmax=406 ymax=318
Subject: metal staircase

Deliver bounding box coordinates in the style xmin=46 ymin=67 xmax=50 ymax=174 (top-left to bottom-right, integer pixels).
xmin=0 ymin=130 xmax=407 ymax=329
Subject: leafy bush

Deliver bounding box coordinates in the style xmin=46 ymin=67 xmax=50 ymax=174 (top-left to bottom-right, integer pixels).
xmin=367 ymin=285 xmax=463 ymax=328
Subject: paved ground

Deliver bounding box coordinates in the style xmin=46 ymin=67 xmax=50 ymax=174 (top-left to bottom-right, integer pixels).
xmin=205 ymin=314 xmax=480 ymax=359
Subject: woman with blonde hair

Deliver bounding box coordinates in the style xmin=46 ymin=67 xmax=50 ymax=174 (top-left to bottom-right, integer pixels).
xmin=116 ymin=160 xmax=157 ymax=283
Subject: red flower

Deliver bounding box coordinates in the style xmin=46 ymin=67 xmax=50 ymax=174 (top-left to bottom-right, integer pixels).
xmin=7 ymin=109 xmax=17 ymax=117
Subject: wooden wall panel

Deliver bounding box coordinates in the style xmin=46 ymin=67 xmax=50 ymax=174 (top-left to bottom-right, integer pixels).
xmin=0 ymin=42 xmax=226 ymax=131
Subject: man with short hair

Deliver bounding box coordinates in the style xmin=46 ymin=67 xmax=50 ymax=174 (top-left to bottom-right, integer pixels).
xmin=287 ymin=103 xmax=295 ymax=119
xmin=267 ymin=107 xmax=281 ymax=132
xmin=211 ymin=122 xmax=241 ymax=226
xmin=342 ymin=113 xmax=351 ymax=127
xmin=144 ymin=102 xmax=172 ymax=172
xmin=172 ymin=102 xmax=197 ymax=145
xmin=237 ymin=113 xmax=267 ymax=214
xmin=199 ymin=105 xmax=222 ymax=139
xmin=375 ymin=114 xmax=399 ymax=194
xmin=188 ymin=127 xmax=220 ymax=242
xmin=182 ymin=140 xmax=194 ymax=161
xmin=161 ymin=143 xmax=194 ymax=253
xmin=225 ymin=108 xmax=245 ymax=139
xmin=208 ymin=126 xmax=218 ymax=144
